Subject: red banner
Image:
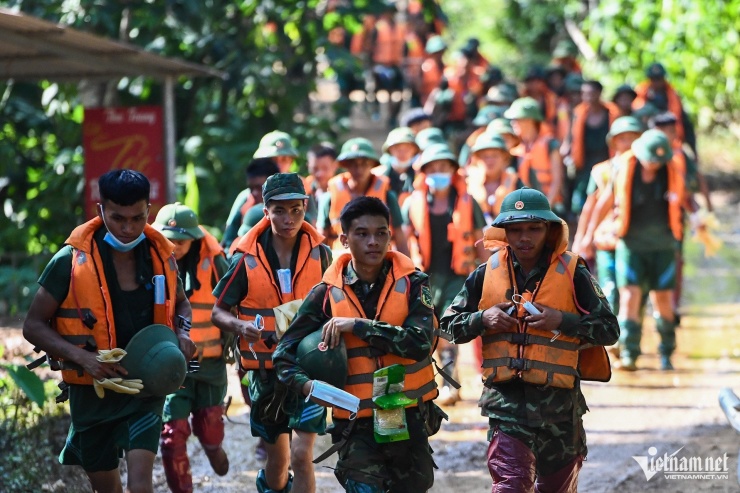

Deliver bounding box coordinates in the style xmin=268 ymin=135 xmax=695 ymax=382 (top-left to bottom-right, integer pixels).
xmin=82 ymin=106 xmax=166 ymax=220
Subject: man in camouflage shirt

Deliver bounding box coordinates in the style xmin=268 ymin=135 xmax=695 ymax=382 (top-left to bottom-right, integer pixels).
xmin=273 ymin=196 xmax=438 ymax=492
xmin=440 ymin=187 xmax=618 ymax=492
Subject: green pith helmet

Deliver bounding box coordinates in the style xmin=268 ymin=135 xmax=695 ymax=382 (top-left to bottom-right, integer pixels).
xmin=486 ymin=84 xmax=518 ymax=105
xmin=472 ymin=132 xmax=508 ymax=154
xmin=473 ymin=105 xmax=506 ymax=127
xmin=492 ymin=187 xmax=561 ymax=227
xmin=425 ymin=35 xmax=446 ymax=55
xmin=564 ymin=73 xmax=584 ymax=93
xmin=153 ymin=202 xmax=204 ymax=241
xmin=486 ymin=118 xmax=517 ymax=138
xmin=646 ymin=62 xmax=667 ymax=79
xmin=553 ymin=39 xmax=578 ymax=59
xmin=296 ymin=329 xmax=348 ymax=389
xmin=337 ymin=137 xmax=379 ymax=163
xmin=606 ymin=116 xmax=644 ymax=144
xmin=121 ymin=324 xmax=187 ymax=397
xmin=631 ymin=129 xmax=673 ymax=164
xmin=253 ymin=130 xmax=298 ymax=158
xmin=504 ymin=97 xmax=544 ymax=122
xmin=382 ymin=127 xmax=419 ymax=153
xmin=415 ymin=127 xmax=446 ymax=151
xmin=632 ymin=102 xmax=660 ymax=120
xmin=415 ymin=143 xmax=457 ymax=172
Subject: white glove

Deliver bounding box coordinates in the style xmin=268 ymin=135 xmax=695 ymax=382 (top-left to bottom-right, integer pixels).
xmin=96 ymin=348 xmax=127 ymax=363
xmin=93 ymin=378 xmax=144 ymax=398
xmin=273 ymin=299 xmax=304 ymax=340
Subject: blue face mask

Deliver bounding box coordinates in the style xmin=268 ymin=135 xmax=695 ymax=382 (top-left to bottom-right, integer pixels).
xmin=99 ymin=205 xmax=147 ymax=252
xmin=425 ymin=172 xmax=452 ymax=192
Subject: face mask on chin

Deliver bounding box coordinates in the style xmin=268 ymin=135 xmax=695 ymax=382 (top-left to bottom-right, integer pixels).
xmin=425 ymin=172 xmax=452 ymax=192
xmin=99 ymin=205 xmax=147 ymax=252
xmin=390 ymin=155 xmax=415 ymax=173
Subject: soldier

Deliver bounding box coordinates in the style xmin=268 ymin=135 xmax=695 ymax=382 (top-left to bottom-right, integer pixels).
xmin=506 ymin=97 xmax=566 ymax=216
xmin=317 ymin=137 xmax=410 ymax=256
xmin=211 ymin=173 xmax=333 ymax=493
xmin=23 ymin=169 xmax=196 ymax=493
xmin=415 ymin=126 xmax=447 ymax=152
xmin=222 ymin=158 xmax=281 ymax=250
xmin=273 ymin=196 xmax=440 ymax=492
xmin=153 ymin=203 xmax=231 ymax=493
xmin=458 ymin=105 xmax=506 ymax=167
xmin=595 ymin=130 xmax=694 ymax=371
xmin=400 ymin=107 xmax=432 ymax=135
xmin=521 ymin=66 xmax=559 ymax=131
xmin=305 ymin=143 xmax=339 ymax=204
xmin=440 ymin=187 xmax=618 ymax=492
xmin=375 ymin=127 xmax=421 ymax=206
xmin=419 ymin=35 xmax=446 ymax=107
xmin=612 ymin=84 xmax=637 ymax=118
xmin=573 ymin=116 xmax=644 ymax=316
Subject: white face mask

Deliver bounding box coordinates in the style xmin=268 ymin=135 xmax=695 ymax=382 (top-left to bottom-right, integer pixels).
xmin=306 ymin=380 xmax=360 ymax=418
xmin=390 ymin=155 xmax=415 ymax=173
xmin=99 ymin=205 xmax=147 ymax=252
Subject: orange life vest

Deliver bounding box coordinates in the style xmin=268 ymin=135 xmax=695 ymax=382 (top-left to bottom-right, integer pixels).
xmin=443 ymin=66 xmax=468 ymax=123
xmin=556 ymin=99 xmax=572 ymax=143
xmin=512 ymin=134 xmax=562 ymax=204
xmin=633 ymin=81 xmax=685 ymax=142
xmin=590 ymin=159 xmax=619 ymax=251
xmin=327 ymin=172 xmax=391 ymax=248
xmin=372 ymin=19 xmax=405 ymax=66
xmin=570 ymin=101 xmax=620 ymax=170
xmin=478 ymin=226 xmax=611 ymax=389
xmin=407 ymin=173 xmax=477 ymax=276
xmin=53 ymin=218 xmax=178 ymax=385
xmin=323 ymin=251 xmax=437 ymax=419
xmin=189 ymin=227 xmax=227 ymax=359
xmin=232 ymin=217 xmax=325 ymax=371
xmin=523 ymin=86 xmax=558 ymax=127
xmin=467 ymin=167 xmax=519 ymax=219
xmin=239 ymin=192 xmax=257 ymax=219
xmin=614 ymin=151 xmax=686 ymax=242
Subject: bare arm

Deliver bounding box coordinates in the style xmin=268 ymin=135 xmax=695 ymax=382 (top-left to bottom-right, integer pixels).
xmin=23 ymin=287 xmax=126 ymax=380
xmin=573 ymin=193 xmax=597 ymax=259
xmin=174 ymin=286 xmax=196 ymax=359
xmin=474 ymin=229 xmax=490 ymax=263
xmin=211 ymin=303 xmax=261 ymax=342
xmin=582 ymin=187 xmax=614 ymax=247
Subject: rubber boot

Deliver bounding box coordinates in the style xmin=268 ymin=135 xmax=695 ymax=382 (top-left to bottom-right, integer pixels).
xmin=160 ymin=419 xmax=193 ymax=493
xmin=192 ymin=405 xmax=229 ymax=476
xmin=345 ymin=478 xmax=386 ymax=493
xmin=534 ymin=456 xmax=583 ymax=493
xmin=256 ymin=469 xmax=293 ymax=493
xmin=655 ymin=316 xmax=677 ymax=370
xmin=487 ymin=429 xmax=536 ymax=493
xmin=617 ymin=319 xmax=642 ymax=370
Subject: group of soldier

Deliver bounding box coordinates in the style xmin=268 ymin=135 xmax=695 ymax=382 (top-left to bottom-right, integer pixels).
xmin=20 ymin=11 xmax=714 ymax=493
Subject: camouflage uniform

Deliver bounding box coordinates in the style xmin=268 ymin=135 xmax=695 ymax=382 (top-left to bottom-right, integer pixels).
xmin=273 ymin=260 xmax=437 ymax=492
xmin=440 ymin=249 xmax=619 ymax=480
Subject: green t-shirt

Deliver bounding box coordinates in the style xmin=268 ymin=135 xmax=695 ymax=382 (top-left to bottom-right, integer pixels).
xmin=37 ymin=229 xmax=173 ymax=430
xmin=316 ymin=188 xmax=404 ymax=232
xmin=620 ymin=163 xmax=675 ymax=251
xmin=402 ymin=190 xmax=487 ymax=274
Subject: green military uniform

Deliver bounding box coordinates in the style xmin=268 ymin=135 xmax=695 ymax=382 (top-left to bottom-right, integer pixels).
xmin=273 ymin=260 xmax=437 ymax=492
xmin=212 ymin=235 xmax=333 ymax=442
xmin=440 ymin=188 xmax=619 ymax=482
xmin=38 ymin=229 xmax=182 ymax=472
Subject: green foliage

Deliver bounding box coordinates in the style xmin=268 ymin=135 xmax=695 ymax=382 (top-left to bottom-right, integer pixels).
xmin=1 ymin=362 xmax=46 ymax=408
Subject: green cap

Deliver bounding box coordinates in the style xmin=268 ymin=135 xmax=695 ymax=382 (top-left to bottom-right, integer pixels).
xmin=425 ymin=35 xmax=446 ymax=54
xmin=485 ymin=84 xmax=518 ymax=105
xmin=632 ymin=102 xmax=660 ymax=120
xmin=606 ymin=116 xmax=643 ymax=143
xmin=382 ymin=127 xmax=419 ymax=153
xmin=492 ymin=187 xmax=561 ymax=227
xmin=553 ymin=39 xmax=578 ymax=59
xmin=646 ymin=62 xmax=667 ymax=79
xmin=564 ymin=73 xmax=584 ymax=93
xmin=631 ymin=129 xmax=673 ymax=164
xmin=296 ymin=329 xmax=348 ymax=389
xmin=254 ymin=131 xmax=299 ymax=158
xmin=415 ymin=127 xmax=446 ymax=151
xmin=262 ymin=172 xmax=309 ymax=203
xmin=486 ymin=118 xmax=517 ymax=137
xmin=153 ymin=202 xmax=205 ymax=241
xmin=473 ymin=105 xmax=506 ymax=127
xmin=472 ymin=132 xmax=509 ymax=154
xmin=415 ymin=143 xmax=457 ymax=171
xmin=504 ymin=97 xmax=544 ymax=122
xmin=337 ymin=137 xmax=379 ymax=162
xmin=120 ymin=324 xmax=187 ymax=397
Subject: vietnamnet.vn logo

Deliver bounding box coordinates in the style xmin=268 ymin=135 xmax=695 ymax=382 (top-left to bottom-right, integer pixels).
xmin=632 ymin=446 xmax=730 ymax=481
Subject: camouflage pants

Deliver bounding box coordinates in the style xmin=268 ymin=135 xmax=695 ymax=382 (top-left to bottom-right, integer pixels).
xmin=331 ymin=410 xmax=435 ymax=492
xmin=488 ymin=419 xmax=587 ymax=479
